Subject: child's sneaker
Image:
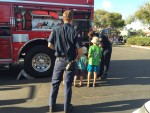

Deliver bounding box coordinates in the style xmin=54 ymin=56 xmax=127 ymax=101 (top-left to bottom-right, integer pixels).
xmin=93 ymin=83 xmax=96 ymax=87
xmin=74 ymin=83 xmax=77 ymax=87
xmin=87 ymin=84 xmax=90 ymax=87
xmin=79 ymin=82 xmax=82 ymax=86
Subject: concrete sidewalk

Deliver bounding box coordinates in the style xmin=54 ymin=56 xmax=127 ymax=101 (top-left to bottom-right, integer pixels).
xmin=119 ymin=44 xmax=150 ymax=49
xmin=0 ymin=77 xmax=150 ymax=113
xmin=131 ymin=45 xmax=150 ymax=49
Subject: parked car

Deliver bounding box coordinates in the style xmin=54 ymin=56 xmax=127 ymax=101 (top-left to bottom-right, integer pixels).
xmin=132 ymin=100 xmax=150 ymax=113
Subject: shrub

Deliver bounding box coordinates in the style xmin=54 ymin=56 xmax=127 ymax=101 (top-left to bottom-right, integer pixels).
xmin=127 ymin=36 xmax=150 ymax=46
xmin=136 ymin=29 xmax=145 ymax=36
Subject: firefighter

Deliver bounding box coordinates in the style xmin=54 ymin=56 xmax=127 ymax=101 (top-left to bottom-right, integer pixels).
xmin=48 ymin=10 xmax=83 ymax=113
xmin=98 ymin=33 xmax=112 ymax=80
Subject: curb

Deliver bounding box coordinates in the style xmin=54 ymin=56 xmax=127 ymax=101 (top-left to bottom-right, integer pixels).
xmin=131 ymin=45 xmax=150 ymax=50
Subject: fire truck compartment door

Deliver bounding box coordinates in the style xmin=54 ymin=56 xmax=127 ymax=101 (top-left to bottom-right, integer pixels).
xmin=0 ymin=3 xmax=10 ymax=23
xmin=0 ymin=27 xmax=12 ymax=59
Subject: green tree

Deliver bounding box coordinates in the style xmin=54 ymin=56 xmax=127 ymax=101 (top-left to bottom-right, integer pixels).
xmin=94 ymin=10 xmax=125 ymax=28
xmin=94 ymin=10 xmax=108 ymax=28
xmin=135 ymin=2 xmax=150 ymax=24
xmin=125 ymin=15 xmax=136 ymax=24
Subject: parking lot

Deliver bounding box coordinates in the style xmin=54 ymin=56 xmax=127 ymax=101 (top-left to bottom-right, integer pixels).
xmin=0 ymin=45 xmax=150 ymax=113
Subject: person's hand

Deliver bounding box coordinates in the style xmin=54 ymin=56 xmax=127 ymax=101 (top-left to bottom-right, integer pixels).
xmin=99 ymin=38 xmax=102 ymax=41
xmin=99 ymin=43 xmax=103 ymax=47
xmin=76 ymin=47 xmax=83 ymax=60
xmin=99 ymin=38 xmax=103 ymax=47
xmin=48 ymin=42 xmax=55 ymax=50
xmin=88 ymin=54 xmax=91 ymax=58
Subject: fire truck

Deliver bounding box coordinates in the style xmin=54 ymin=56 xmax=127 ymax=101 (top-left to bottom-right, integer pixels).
xmin=0 ymin=0 xmax=94 ymax=78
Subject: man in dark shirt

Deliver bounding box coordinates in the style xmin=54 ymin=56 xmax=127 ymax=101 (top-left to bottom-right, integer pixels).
xmin=47 ymin=10 xmax=83 ymax=113
xmin=98 ymin=33 xmax=112 ymax=80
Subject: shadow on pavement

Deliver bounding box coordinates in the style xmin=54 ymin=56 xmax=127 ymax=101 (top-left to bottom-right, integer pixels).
xmin=0 ymin=59 xmax=150 ymax=85
xmin=103 ymin=59 xmax=150 ymax=86
xmin=74 ymin=98 xmax=149 ymax=113
xmin=0 ymin=59 xmax=150 ymax=113
xmin=0 ymin=99 xmax=148 ymax=113
xmin=0 ymin=85 xmax=36 ymax=106
xmin=0 ymin=77 xmax=51 ymax=85
xmin=0 ymin=106 xmax=49 ymax=113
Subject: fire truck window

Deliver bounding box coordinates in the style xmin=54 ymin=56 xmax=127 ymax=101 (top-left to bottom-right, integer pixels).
xmin=0 ymin=27 xmax=10 ymax=36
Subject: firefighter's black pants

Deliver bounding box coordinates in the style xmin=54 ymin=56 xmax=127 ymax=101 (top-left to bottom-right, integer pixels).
xmin=99 ymin=47 xmax=112 ymax=78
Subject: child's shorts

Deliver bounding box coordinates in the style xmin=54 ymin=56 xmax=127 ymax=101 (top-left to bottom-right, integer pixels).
xmin=87 ymin=64 xmax=98 ymax=72
xmin=75 ymin=69 xmax=85 ymax=76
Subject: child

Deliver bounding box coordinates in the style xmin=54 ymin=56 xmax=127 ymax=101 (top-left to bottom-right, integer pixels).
xmin=74 ymin=46 xmax=88 ymax=87
xmin=87 ymin=36 xmax=102 ymax=87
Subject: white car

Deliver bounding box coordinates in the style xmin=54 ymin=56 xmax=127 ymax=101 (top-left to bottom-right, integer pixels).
xmin=132 ymin=100 xmax=150 ymax=113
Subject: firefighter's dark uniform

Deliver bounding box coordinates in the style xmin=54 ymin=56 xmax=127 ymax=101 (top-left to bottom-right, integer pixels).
xmin=98 ymin=34 xmax=112 ymax=79
xmin=47 ymin=23 xmax=82 ymax=112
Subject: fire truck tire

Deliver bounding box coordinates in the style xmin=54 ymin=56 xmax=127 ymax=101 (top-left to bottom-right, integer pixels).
xmin=24 ymin=45 xmax=55 ymax=78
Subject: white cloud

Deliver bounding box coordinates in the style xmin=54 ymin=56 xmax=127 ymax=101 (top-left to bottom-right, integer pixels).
xmin=102 ymin=0 xmax=112 ymax=10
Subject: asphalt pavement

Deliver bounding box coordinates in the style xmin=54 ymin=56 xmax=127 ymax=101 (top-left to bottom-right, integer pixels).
xmin=0 ymin=45 xmax=150 ymax=113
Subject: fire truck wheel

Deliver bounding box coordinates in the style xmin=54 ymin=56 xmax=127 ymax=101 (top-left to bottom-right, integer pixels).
xmin=24 ymin=45 xmax=55 ymax=78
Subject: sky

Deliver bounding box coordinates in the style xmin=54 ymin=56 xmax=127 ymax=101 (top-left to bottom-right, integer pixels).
xmin=94 ymin=0 xmax=150 ymax=19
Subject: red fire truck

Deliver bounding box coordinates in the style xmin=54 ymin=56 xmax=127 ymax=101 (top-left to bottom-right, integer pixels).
xmin=0 ymin=0 xmax=94 ymax=78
